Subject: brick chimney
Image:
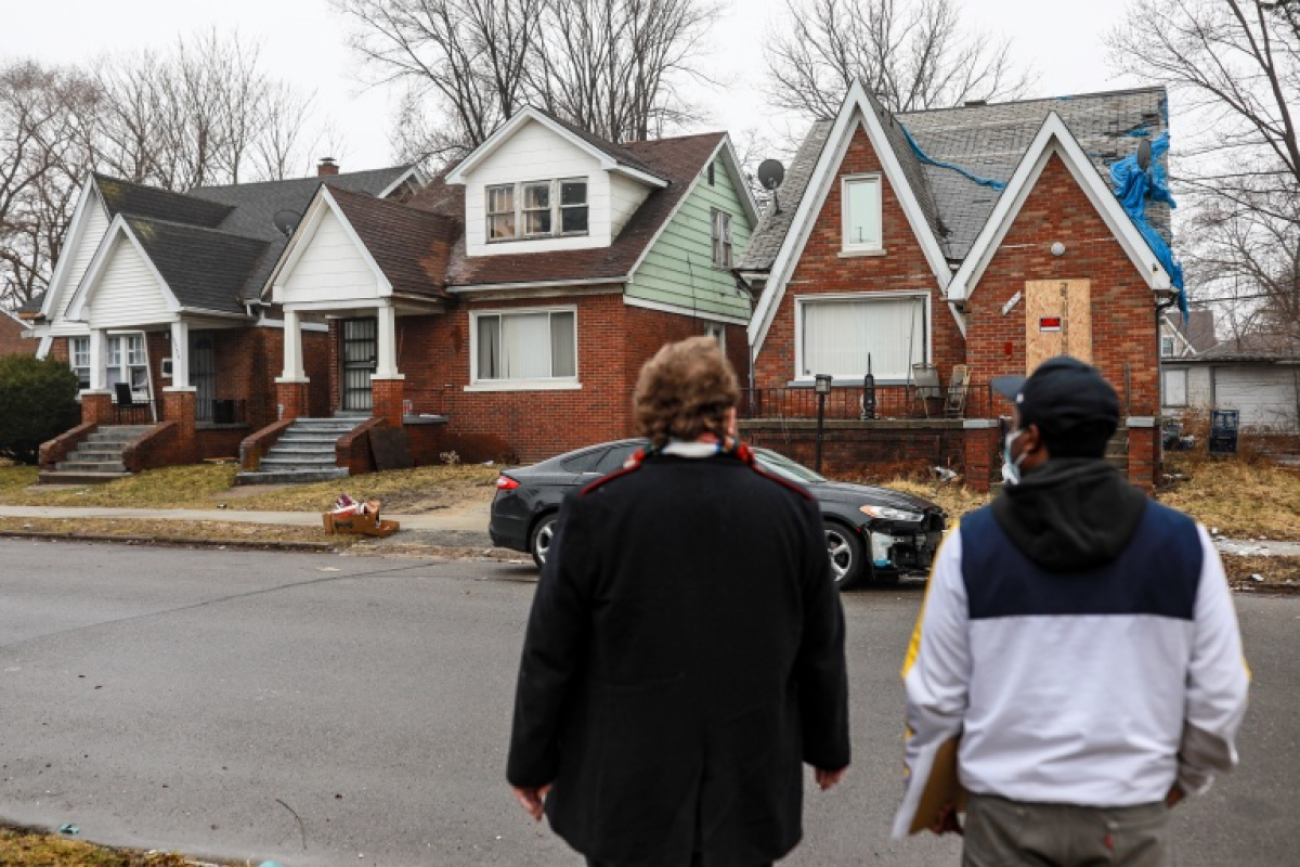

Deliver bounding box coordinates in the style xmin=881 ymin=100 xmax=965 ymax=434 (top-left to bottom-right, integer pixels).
xmin=317 ymin=157 xmax=339 ymax=177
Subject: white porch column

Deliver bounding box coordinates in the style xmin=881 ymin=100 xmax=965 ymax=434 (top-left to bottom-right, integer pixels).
xmin=88 ymin=328 xmax=108 ymax=391
xmin=375 ymin=303 xmax=403 ymax=380
xmin=277 ymin=307 xmax=307 ymax=382
xmin=170 ymin=320 xmax=190 ymax=387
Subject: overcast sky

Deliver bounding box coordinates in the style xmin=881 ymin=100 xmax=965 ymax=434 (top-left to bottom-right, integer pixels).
xmin=1 ymin=0 xmax=1144 ymax=172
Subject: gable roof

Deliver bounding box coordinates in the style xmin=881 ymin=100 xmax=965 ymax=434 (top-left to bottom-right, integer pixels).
xmin=945 ymin=111 xmax=1173 ymax=302
xmin=325 ymin=185 xmax=458 ymax=299
xmin=446 ymin=106 xmax=670 ymax=188
xmin=746 ymin=81 xmax=955 ymax=352
xmin=740 ymin=86 xmax=1171 ymax=272
xmin=413 ymin=132 xmax=731 ymax=290
xmin=124 ymin=218 xmax=271 ymax=315
xmin=1187 ymin=332 xmax=1300 ymax=363
xmin=1163 ymin=309 xmax=1217 ymax=354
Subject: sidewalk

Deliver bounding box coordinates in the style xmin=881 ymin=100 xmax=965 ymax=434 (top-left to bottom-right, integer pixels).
xmin=0 ymin=502 xmax=500 ymax=553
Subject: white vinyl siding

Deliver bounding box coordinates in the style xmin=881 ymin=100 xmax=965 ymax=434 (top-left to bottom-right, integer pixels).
xmin=842 ymin=174 xmax=882 ymax=252
xmin=85 ymin=236 xmax=173 ymax=329
xmin=797 ymin=293 xmax=928 ymax=381
xmin=282 ymin=210 xmax=382 ymax=303
xmin=463 ymin=119 xmax=617 ymax=256
xmin=471 ymin=308 xmax=577 ymax=387
xmin=54 ymin=198 xmax=110 ymax=323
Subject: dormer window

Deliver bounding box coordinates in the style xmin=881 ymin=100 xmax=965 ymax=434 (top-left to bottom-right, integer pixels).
xmin=486 ymin=178 xmax=589 ymax=242
xmin=842 ymin=174 xmax=882 ymax=253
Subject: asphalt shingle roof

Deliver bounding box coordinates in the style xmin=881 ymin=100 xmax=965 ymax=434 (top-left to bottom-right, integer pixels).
xmin=191 ymin=166 xmax=414 ymax=300
xmin=1190 ymin=332 xmax=1300 ymax=362
xmin=1165 ymin=309 xmax=1217 ymax=354
xmin=327 ymin=185 xmax=458 ymax=299
xmin=739 ymin=87 xmax=1171 ymax=270
xmin=94 ymin=174 xmax=232 ymax=228
xmin=125 ymin=218 xmax=270 ymax=315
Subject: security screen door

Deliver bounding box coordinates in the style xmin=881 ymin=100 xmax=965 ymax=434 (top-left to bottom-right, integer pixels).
xmin=341 ymin=318 xmax=377 ymax=411
xmin=190 ymin=331 xmax=216 ymax=421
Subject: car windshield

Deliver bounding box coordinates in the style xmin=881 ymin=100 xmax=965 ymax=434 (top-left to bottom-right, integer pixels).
xmin=753 ymin=448 xmax=826 ymax=484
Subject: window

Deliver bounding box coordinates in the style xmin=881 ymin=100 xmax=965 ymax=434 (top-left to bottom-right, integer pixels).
xmin=1163 ymin=368 xmax=1188 ymax=407
xmin=474 ymin=309 xmax=577 ymax=383
xmin=711 ymin=209 xmax=732 ymax=269
xmin=487 ymin=185 xmax=516 ymax=240
xmin=70 ymin=337 xmax=90 ymax=390
xmin=798 ymin=294 xmax=927 ymax=381
xmin=1161 ymin=335 xmax=1175 ymax=357
xmin=486 ymin=178 xmax=588 ymax=241
xmin=102 ymin=334 xmax=150 ymax=395
xmin=842 ymin=175 xmax=882 ymax=251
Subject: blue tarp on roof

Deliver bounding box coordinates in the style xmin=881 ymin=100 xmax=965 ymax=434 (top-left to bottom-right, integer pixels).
xmin=1110 ymin=131 xmax=1187 ymax=320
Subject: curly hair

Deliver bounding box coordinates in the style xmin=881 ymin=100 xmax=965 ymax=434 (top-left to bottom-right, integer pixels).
xmin=634 ymin=336 xmax=740 ymax=447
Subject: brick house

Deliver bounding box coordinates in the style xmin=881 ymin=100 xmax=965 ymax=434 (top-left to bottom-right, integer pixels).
xmin=254 ymin=106 xmax=757 ymax=473
xmin=736 ymin=82 xmax=1179 ymax=490
xmin=30 ymin=108 xmax=757 ymax=480
xmin=23 ymin=163 xmax=424 ymax=481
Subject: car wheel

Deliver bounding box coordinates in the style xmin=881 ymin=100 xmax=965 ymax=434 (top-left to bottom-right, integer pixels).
xmin=824 ymin=522 xmax=864 ymax=589
xmin=530 ymin=513 xmax=558 ymax=569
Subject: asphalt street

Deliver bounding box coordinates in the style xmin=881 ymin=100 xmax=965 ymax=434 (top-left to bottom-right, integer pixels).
xmin=0 ymin=539 xmax=1295 ymax=866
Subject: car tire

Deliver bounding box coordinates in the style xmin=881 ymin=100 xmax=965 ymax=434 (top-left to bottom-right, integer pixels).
xmin=530 ymin=512 xmax=558 ymax=569
xmin=824 ymin=522 xmax=864 ymax=589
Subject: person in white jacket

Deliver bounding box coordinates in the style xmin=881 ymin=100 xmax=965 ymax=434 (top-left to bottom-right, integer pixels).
xmin=894 ymin=356 xmax=1249 ymax=866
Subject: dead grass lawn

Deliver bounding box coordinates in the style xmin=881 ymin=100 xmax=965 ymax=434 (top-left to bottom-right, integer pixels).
xmin=0 ymin=827 xmax=191 ymax=867
xmin=0 ymin=517 xmax=351 ymax=548
xmin=1159 ymin=456 xmax=1300 ymax=539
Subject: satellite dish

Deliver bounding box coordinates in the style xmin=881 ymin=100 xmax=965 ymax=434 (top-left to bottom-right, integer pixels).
xmin=1136 ymin=139 xmax=1152 ymax=172
xmin=273 ymin=209 xmax=302 ymax=238
xmin=757 ymin=159 xmax=785 ymax=191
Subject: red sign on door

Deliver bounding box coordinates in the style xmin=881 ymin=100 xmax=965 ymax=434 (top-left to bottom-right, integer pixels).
xmin=1039 ymin=317 xmax=1062 ymax=332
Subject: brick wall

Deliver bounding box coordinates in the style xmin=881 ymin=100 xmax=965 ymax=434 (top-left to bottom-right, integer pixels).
xmin=0 ymin=315 xmax=35 ymax=356
xmin=740 ymin=419 xmax=967 ymax=482
xmin=753 ymin=126 xmax=964 ymax=389
xmin=964 ymin=153 xmax=1160 ymax=419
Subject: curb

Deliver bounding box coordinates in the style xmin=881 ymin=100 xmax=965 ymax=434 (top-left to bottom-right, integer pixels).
xmin=0 ymin=529 xmax=340 ymax=553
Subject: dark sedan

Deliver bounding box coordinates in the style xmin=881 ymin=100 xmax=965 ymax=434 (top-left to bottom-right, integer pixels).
xmin=489 ymin=439 xmax=946 ymax=588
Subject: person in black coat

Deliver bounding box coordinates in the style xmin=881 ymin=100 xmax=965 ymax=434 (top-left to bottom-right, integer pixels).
xmin=507 ymin=336 xmax=851 ymax=867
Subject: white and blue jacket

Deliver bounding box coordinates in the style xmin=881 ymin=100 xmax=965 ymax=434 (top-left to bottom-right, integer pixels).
xmin=894 ymin=499 xmax=1249 ymax=837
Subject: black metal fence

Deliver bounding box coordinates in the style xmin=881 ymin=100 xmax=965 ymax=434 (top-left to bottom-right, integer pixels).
xmin=112 ymin=398 xmax=165 ymax=425
xmin=738 ymin=383 xmax=995 ymax=421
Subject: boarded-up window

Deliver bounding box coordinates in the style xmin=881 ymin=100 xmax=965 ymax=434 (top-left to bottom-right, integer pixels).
xmin=1164 ymin=368 xmax=1188 ymax=407
xmin=799 ymin=294 xmax=926 ymax=381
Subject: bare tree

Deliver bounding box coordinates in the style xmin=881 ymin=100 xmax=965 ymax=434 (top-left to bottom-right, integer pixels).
xmin=1109 ymin=1 xmax=1300 ymax=337
xmin=764 ymin=0 xmax=1033 ymax=118
xmin=0 ymin=60 xmax=98 ymax=308
xmin=335 ymin=0 xmax=720 ymax=166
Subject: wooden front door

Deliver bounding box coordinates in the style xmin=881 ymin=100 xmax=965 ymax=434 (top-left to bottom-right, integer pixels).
xmin=1025 ymin=279 xmax=1092 ymax=373
xmin=341 ymin=318 xmax=377 ymax=412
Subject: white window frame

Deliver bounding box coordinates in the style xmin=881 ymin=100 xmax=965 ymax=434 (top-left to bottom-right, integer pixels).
xmin=1163 ymin=368 xmax=1188 ymax=407
xmin=106 ymin=332 xmax=151 ymax=398
xmin=1161 ymin=334 xmax=1175 ymax=357
xmin=466 ymin=306 xmax=582 ymax=392
xmin=70 ymin=336 xmax=91 ymax=391
xmin=794 ymin=291 xmax=931 ymax=384
xmin=486 ymin=178 xmax=590 ymax=243
xmin=711 ymin=208 xmax=732 ymax=269
xmin=841 ymin=173 xmax=883 ymax=253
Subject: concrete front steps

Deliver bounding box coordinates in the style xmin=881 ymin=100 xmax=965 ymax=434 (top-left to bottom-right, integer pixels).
xmin=236 ymin=416 xmax=367 ymax=485
xmin=39 ymin=425 xmax=154 ymax=484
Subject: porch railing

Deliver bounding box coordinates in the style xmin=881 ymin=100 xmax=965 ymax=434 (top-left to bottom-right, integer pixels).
xmin=113 ymin=398 xmax=165 ymax=425
xmin=738 ymin=383 xmax=996 ymax=421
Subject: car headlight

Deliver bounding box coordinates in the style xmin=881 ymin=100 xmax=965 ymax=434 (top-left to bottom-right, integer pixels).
xmin=859 ymin=505 xmax=924 ymax=522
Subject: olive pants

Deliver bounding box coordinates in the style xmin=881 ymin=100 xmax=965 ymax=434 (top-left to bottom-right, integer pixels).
xmin=963 ymin=793 xmax=1171 ymax=867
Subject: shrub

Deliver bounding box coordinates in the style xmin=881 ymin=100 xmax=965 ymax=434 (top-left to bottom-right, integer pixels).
xmin=0 ymin=355 xmax=80 ymax=464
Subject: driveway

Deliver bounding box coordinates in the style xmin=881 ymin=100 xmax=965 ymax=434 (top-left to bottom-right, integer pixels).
xmin=0 ymin=539 xmax=1295 ymax=866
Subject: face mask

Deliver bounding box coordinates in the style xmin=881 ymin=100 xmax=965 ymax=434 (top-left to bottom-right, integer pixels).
xmin=1002 ymin=429 xmax=1027 ymax=485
